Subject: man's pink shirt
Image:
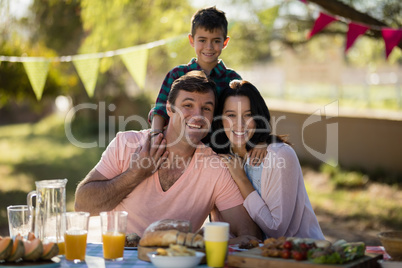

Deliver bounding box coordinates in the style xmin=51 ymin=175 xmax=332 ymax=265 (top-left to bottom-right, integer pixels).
xmin=95 ymin=129 xmax=243 ymax=236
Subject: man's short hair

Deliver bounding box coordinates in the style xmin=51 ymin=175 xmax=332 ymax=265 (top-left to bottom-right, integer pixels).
xmin=168 ymin=70 xmax=217 ymax=108
xmin=191 ymin=6 xmax=228 ymax=39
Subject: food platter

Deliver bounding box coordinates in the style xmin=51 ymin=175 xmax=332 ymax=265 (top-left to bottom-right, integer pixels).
xmin=227 ymin=247 xmax=382 ymax=268
xmin=138 ymin=246 xmax=205 ymax=263
xmin=124 ymin=247 xmax=138 ymax=250
xmin=0 ymin=257 xmax=61 ymax=268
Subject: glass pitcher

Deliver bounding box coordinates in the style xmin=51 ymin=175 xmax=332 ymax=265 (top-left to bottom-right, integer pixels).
xmin=27 ymin=179 xmax=67 ymax=248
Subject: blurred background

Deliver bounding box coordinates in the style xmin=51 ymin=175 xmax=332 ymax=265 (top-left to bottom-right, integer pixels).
xmin=0 ymin=0 xmax=401 ymax=245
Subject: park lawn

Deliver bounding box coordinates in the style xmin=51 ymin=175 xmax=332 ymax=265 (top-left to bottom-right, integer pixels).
xmin=305 ymin=176 xmax=402 ymax=231
xmin=0 ymin=114 xmax=104 ymax=231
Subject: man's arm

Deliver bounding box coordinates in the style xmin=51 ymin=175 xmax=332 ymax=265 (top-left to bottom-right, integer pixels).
xmin=75 ymin=167 xmax=145 ymax=215
xmin=219 ymin=204 xmax=263 ymax=244
xmin=74 ymin=133 xmax=168 ymax=215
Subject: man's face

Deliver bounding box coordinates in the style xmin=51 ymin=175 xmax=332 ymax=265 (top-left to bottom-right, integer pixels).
xmin=167 ymin=89 xmax=215 ymax=146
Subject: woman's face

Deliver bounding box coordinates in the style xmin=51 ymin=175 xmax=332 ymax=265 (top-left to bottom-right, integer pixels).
xmin=222 ymin=96 xmax=256 ymax=148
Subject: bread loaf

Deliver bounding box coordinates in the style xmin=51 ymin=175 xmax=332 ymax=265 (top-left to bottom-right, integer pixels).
xmin=192 ymin=233 xmax=204 ymax=248
xmin=139 ymin=230 xmax=204 ymax=248
xmin=177 ymin=232 xmax=187 ymax=246
xmin=185 ymin=232 xmax=194 ymax=247
xmin=139 ymin=230 xmax=179 ymax=247
xmin=143 ymin=219 xmax=192 ymax=236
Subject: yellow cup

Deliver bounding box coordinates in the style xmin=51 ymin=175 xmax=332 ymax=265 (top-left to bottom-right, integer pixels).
xmin=204 ymin=222 xmax=229 ymax=268
xmin=57 ymin=241 xmax=65 ymax=256
xmin=100 ymin=211 xmax=128 ymax=261
xmin=64 ymin=212 xmax=89 ymax=263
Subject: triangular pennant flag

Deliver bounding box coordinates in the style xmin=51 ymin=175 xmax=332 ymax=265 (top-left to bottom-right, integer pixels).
xmin=345 ymin=22 xmax=369 ymax=52
xmin=22 ymin=60 xmax=50 ymax=101
xmin=381 ymin=28 xmax=402 ymax=59
xmin=257 ymin=5 xmax=280 ymax=29
xmin=72 ymin=57 xmax=100 ymax=97
xmin=120 ymin=48 xmax=149 ymax=89
xmin=308 ymin=12 xmax=337 ymax=39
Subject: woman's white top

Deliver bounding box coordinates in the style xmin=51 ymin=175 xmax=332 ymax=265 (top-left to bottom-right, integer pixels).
xmin=243 ymin=142 xmax=325 ymax=240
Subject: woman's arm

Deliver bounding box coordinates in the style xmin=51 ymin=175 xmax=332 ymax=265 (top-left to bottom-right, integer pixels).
xmin=243 ymin=145 xmax=301 ymax=237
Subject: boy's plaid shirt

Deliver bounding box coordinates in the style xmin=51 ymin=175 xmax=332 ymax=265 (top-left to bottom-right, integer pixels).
xmin=151 ymin=58 xmax=242 ymax=121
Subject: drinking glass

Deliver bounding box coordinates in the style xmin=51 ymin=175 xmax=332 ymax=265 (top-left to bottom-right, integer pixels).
xmin=204 ymin=222 xmax=229 ymax=268
xmin=100 ymin=211 xmax=128 ymax=261
xmin=7 ymin=205 xmax=32 ymax=240
xmin=64 ymin=212 xmax=90 ymax=263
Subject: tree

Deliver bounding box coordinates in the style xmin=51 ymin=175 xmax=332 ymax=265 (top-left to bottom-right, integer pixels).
xmin=308 ymin=0 xmax=401 ymax=49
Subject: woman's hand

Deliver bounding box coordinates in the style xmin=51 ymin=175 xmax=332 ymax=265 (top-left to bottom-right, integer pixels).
xmin=219 ymin=154 xmax=255 ymax=199
xmin=219 ymin=154 xmax=245 ymax=178
xmin=248 ymin=143 xmax=268 ymax=166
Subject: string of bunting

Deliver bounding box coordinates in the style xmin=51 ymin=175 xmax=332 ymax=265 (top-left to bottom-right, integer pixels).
xmin=301 ymin=0 xmax=402 ymax=58
xmin=0 ymin=35 xmax=186 ymax=100
xmin=1 ymin=1 xmax=401 ymax=101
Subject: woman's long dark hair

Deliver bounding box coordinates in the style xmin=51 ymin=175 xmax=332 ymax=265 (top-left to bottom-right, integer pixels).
xmin=210 ymin=80 xmax=288 ymax=154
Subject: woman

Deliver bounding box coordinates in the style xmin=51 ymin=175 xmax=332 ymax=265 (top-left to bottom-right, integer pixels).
xmin=211 ymin=80 xmax=325 ymax=240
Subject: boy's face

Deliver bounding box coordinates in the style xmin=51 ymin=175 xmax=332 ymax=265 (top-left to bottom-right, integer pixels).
xmin=189 ymin=27 xmax=229 ymax=69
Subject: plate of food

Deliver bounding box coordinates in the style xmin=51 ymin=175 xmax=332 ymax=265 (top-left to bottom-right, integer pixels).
xmin=147 ymin=245 xmax=205 ymax=268
xmin=124 ymin=233 xmax=141 ymax=250
xmin=230 ymin=239 xmax=262 ymax=252
xmin=0 ymin=257 xmax=61 ymax=268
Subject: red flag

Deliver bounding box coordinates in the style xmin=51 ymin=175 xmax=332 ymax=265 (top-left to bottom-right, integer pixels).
xmin=345 ymin=22 xmax=369 ymax=52
xmin=308 ymin=13 xmax=337 ymax=39
xmin=300 ymin=0 xmax=307 ymax=3
xmin=382 ymin=28 xmax=402 ymax=58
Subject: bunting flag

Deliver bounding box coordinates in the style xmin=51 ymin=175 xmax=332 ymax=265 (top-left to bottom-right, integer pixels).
xmin=381 ymin=28 xmax=402 ymax=59
xmin=72 ymin=57 xmax=100 ymax=98
xmin=120 ymin=48 xmax=149 ymax=89
xmin=257 ymin=5 xmax=280 ymax=29
xmin=308 ymin=12 xmax=338 ymax=39
xmin=345 ymin=22 xmax=369 ymax=52
xmin=22 ymin=60 xmax=50 ymax=101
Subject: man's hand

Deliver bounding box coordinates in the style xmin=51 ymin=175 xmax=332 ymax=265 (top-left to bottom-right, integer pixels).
xmin=128 ymin=132 xmax=169 ymax=178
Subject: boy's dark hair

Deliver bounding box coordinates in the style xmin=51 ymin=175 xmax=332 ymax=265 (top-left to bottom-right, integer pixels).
xmin=168 ymin=70 xmax=218 ymax=109
xmin=191 ymin=6 xmax=228 ymax=39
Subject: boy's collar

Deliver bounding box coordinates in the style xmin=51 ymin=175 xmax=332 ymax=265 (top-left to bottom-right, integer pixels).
xmin=190 ymin=58 xmax=226 ymax=77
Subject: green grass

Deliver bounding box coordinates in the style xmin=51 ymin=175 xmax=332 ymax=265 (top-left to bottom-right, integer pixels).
xmin=0 ymin=114 xmax=104 ymax=234
xmin=305 ymin=164 xmax=402 ymax=231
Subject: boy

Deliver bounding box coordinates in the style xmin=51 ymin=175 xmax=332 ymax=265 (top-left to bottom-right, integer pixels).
xmin=150 ymin=6 xmax=241 ymax=135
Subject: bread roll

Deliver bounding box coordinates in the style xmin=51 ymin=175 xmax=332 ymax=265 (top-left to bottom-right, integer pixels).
xmin=176 ymin=232 xmax=187 ymax=246
xmin=139 ymin=230 xmax=205 ymax=248
xmin=185 ymin=233 xmax=194 ymax=247
xmin=143 ymin=219 xmax=192 ymax=236
xmin=192 ymin=233 xmax=204 ymax=248
xmin=139 ymin=230 xmax=179 ymax=247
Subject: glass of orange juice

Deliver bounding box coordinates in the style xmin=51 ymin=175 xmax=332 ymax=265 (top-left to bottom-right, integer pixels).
xmin=204 ymin=222 xmax=229 ymax=268
xmin=100 ymin=211 xmax=128 ymax=261
xmin=64 ymin=212 xmax=89 ymax=263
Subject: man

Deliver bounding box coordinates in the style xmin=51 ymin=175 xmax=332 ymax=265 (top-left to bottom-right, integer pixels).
xmin=75 ymin=71 xmax=261 ymax=242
